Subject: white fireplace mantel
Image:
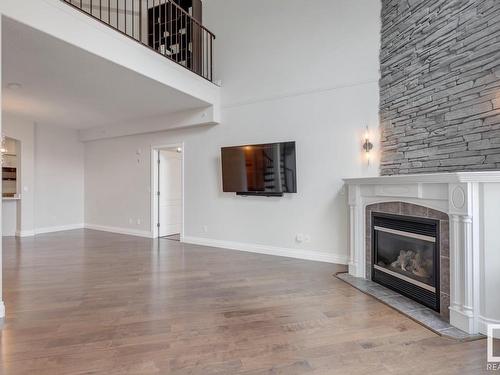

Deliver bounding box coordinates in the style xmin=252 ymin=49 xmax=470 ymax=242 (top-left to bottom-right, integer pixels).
xmin=344 ymin=171 xmax=500 ymax=336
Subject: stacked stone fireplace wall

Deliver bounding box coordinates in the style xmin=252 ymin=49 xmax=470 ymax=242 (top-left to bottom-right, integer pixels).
xmin=380 ymin=0 xmax=500 ymax=175
xmin=365 ymin=202 xmax=450 ymax=321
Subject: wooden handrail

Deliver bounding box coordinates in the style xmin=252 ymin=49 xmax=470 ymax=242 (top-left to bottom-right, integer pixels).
xmin=167 ymin=0 xmax=215 ymax=39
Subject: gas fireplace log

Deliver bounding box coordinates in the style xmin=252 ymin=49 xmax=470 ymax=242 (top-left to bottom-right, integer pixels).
xmin=389 ymin=250 xmax=432 ymax=279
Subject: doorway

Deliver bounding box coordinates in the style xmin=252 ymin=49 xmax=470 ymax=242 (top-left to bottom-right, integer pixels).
xmin=151 ymin=144 xmax=184 ymax=240
xmin=2 ymin=136 xmax=21 ymax=237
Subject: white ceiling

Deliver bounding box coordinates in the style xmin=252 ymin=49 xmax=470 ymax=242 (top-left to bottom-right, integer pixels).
xmin=1 ymin=17 xmax=209 ymax=130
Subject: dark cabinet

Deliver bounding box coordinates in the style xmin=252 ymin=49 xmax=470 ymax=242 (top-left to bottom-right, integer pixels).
xmin=148 ymin=0 xmax=203 ymax=74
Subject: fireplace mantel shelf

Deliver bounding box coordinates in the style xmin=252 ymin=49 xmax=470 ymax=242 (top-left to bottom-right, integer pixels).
xmin=344 ymin=171 xmax=500 ymax=337
xmin=344 ymin=171 xmax=500 ymax=185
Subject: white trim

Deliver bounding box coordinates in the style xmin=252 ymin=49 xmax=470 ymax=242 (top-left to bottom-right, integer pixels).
xmin=14 ymin=224 xmax=84 ymax=237
xmin=15 ymin=230 xmax=36 ymax=237
xmin=449 ymin=306 xmax=475 ymax=333
xmin=150 ymin=143 xmax=185 ymax=240
xmin=222 ymin=79 xmax=378 ymax=109
xmin=80 ymin=108 xmax=217 ymax=142
xmin=0 ymin=301 xmax=5 ymax=319
xmin=344 ymin=171 xmax=500 ymax=185
xmin=84 ymin=224 xmax=153 ymax=238
xmin=35 ymin=223 xmax=84 ymax=235
xmin=347 ymin=185 xmax=365 ymax=277
xmin=182 ymin=236 xmax=348 ymax=265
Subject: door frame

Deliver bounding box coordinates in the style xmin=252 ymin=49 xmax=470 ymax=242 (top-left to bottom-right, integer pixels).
xmin=150 ymin=142 xmax=185 ymax=239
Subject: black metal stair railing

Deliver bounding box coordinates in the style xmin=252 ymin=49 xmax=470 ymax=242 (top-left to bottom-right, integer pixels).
xmin=62 ymin=0 xmax=215 ymax=82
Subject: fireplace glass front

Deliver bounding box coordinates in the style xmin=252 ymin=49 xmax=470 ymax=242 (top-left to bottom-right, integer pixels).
xmin=372 ymin=213 xmax=440 ymax=311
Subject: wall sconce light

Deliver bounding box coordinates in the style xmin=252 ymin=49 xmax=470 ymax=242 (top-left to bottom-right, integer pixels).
xmin=362 ymin=126 xmax=373 ymax=165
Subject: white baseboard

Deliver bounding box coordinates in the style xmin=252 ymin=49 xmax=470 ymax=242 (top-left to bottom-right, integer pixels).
xmin=348 ymin=262 xmax=364 ymax=278
xmin=35 ymin=223 xmax=84 ymax=235
xmin=478 ymin=315 xmax=500 ymax=337
xmin=84 ymin=224 xmax=153 ymax=238
xmin=15 ymin=224 xmax=84 ymax=237
xmin=449 ymin=306 xmax=477 ymax=334
xmin=182 ymin=236 xmax=348 ymax=264
xmin=15 ymin=230 xmax=35 ymax=237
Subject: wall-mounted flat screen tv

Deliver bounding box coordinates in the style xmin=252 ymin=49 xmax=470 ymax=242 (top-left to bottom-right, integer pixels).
xmin=221 ymin=141 xmax=297 ymax=196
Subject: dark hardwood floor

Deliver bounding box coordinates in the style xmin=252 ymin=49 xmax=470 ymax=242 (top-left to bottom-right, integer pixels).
xmin=0 ymin=230 xmax=489 ymax=374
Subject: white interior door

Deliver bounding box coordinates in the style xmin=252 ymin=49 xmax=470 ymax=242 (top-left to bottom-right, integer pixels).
xmin=158 ymin=149 xmax=182 ymax=237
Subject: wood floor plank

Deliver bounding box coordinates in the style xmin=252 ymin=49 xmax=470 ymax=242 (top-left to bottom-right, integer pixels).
xmin=0 ymin=229 xmax=489 ymax=374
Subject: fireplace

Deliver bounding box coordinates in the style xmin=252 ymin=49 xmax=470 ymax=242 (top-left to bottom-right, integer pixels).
xmin=372 ymin=212 xmax=440 ymax=311
xmin=345 ymin=173 xmax=500 ymax=335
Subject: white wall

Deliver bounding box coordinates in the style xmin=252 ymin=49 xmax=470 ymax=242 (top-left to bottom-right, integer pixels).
xmin=2 ymin=201 xmax=17 ymax=236
xmin=34 ymin=123 xmax=84 ymax=232
xmin=207 ymin=0 xmax=380 ymax=107
xmin=84 ymin=0 xmax=381 ymax=263
xmin=2 ymin=115 xmax=84 ymax=235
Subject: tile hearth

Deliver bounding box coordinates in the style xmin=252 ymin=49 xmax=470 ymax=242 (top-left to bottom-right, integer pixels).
xmin=336 ymin=273 xmax=484 ymax=341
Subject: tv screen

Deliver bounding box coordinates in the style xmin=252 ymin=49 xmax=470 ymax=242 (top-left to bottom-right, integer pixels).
xmin=221 ymin=141 xmax=297 ymax=195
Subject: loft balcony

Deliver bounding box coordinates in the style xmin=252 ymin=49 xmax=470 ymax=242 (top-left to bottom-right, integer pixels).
xmin=61 ymin=0 xmax=215 ymax=82
xmin=0 ymin=0 xmax=220 ymax=141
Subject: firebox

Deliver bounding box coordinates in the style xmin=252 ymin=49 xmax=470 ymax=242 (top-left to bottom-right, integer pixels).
xmin=372 ymin=212 xmax=440 ymax=311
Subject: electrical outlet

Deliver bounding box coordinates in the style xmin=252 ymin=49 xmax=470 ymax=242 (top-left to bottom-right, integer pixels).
xmin=304 ymin=234 xmax=311 ymax=243
xmin=137 ymin=219 xmax=141 ymax=225
xmin=203 ymin=225 xmax=208 ymax=233
xmin=296 ymin=233 xmax=304 ymax=243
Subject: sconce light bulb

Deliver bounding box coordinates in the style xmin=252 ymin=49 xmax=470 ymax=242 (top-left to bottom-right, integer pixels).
xmin=363 ymin=139 xmax=373 ymax=153
xmin=362 ymin=125 xmax=373 ymax=167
